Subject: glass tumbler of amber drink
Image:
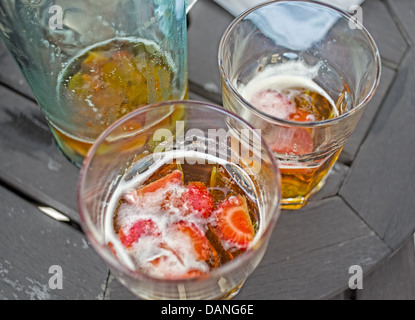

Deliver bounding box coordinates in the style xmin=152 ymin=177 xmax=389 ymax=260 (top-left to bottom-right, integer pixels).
xmin=219 ymin=0 xmax=381 ymax=209
xmin=78 ymin=101 xmax=281 ymax=300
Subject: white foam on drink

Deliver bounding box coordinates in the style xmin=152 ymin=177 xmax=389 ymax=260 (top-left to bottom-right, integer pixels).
xmin=238 ymin=60 xmax=337 ymax=120
xmin=104 ymin=150 xmax=264 ymax=277
xmin=114 ymin=180 xmax=211 ymax=278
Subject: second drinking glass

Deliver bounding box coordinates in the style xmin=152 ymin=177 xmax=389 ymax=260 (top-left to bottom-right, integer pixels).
xmin=219 ymin=0 xmax=381 ymax=209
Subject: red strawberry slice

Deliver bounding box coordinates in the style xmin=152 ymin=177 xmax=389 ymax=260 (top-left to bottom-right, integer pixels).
xmin=271 ymin=128 xmax=313 ymax=155
xmin=182 ymin=182 xmax=214 ymax=218
xmin=119 ymin=219 xmax=160 ymax=248
xmin=213 ymin=195 xmax=254 ymax=250
xmin=169 ymin=221 xmax=211 ymax=262
xmin=137 ymin=170 xmax=183 ymax=196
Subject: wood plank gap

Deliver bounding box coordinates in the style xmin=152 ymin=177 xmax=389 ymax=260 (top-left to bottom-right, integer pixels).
xmin=343 ymin=62 xmax=402 ymax=168
xmin=269 ymin=226 xmax=383 ymax=266
xmin=0 ymin=80 xmax=37 ymax=104
xmin=379 ymin=57 xmax=399 ymax=71
xmin=339 ymin=194 xmax=392 ymax=252
xmin=382 ymin=0 xmax=413 ymax=48
xmin=101 ymin=270 xmax=111 ymax=301
xmin=0 ymin=176 xmax=83 ymax=234
xmin=189 ymin=80 xmax=222 ymax=105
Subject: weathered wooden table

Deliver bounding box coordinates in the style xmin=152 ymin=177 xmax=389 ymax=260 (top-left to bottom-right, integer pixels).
xmin=0 ymin=0 xmax=414 ymax=300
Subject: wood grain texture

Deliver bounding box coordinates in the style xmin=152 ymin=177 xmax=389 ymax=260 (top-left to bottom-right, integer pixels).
xmin=104 ymin=274 xmax=139 ymax=300
xmin=386 ymin=0 xmax=415 ymax=45
xmin=339 ymin=66 xmax=396 ymax=165
xmin=0 ymin=185 xmax=108 ymax=300
xmin=0 ymin=85 xmax=80 ymax=221
xmin=362 ymin=0 xmax=408 ymax=67
xmin=340 ymin=48 xmax=415 ymax=250
xmin=356 ymin=236 xmax=415 ymax=300
xmin=0 ymin=40 xmax=34 ymax=99
xmin=188 ymin=0 xmax=233 ymax=102
xmin=233 ymin=197 xmax=390 ymax=300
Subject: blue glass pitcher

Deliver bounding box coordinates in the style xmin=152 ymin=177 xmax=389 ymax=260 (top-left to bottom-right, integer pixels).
xmin=0 ymin=0 xmax=197 ymax=166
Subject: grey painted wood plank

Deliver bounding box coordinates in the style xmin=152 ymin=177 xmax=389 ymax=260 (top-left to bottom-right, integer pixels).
xmin=340 ymin=48 xmax=415 ymax=251
xmin=104 ymin=197 xmax=391 ymax=300
xmin=104 ymin=273 xmax=139 ymax=300
xmin=0 ymin=40 xmax=34 ymax=99
xmin=188 ymin=91 xmax=216 ymax=104
xmin=356 ymin=236 xmax=415 ymax=300
xmin=188 ymin=0 xmax=233 ymax=102
xmin=329 ymin=292 xmax=346 ymax=300
xmin=386 ymin=0 xmax=415 ymax=45
xmin=0 ymin=185 xmax=108 ymax=300
xmin=362 ymin=0 xmax=408 ymax=67
xmin=234 ymin=197 xmax=390 ymax=300
xmin=339 ymin=66 xmax=396 ymax=165
xmin=311 ymin=162 xmax=350 ymax=202
xmin=234 ymin=197 xmax=391 ymax=300
xmin=0 ymin=85 xmax=80 ymax=221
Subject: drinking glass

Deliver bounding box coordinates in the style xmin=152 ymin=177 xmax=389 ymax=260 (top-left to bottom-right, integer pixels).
xmin=219 ymin=0 xmax=381 ymax=209
xmin=0 ymin=0 xmax=196 ymax=167
xmin=78 ymin=100 xmax=281 ymax=300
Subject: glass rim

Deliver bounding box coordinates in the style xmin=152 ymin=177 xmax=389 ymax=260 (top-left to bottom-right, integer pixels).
xmin=218 ymin=0 xmax=382 ymax=128
xmin=77 ymin=99 xmax=282 ymax=286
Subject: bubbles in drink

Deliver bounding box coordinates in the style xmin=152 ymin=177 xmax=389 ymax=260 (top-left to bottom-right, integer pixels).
xmin=52 ymin=38 xmax=183 ymax=161
xmin=238 ymin=61 xmax=339 ymax=123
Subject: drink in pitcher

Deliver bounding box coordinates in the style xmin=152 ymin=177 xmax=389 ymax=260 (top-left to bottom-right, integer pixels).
xmin=0 ymin=0 xmax=190 ymax=167
xmin=51 ymin=38 xmax=184 ymax=163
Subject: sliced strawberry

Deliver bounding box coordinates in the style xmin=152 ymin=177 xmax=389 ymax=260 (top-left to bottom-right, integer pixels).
xmin=213 ymin=195 xmax=254 ymax=249
xmin=271 ymin=128 xmax=313 ymax=155
xmin=169 ymin=221 xmax=211 ymax=262
xmin=119 ymin=219 xmax=160 ymax=248
xmin=250 ymin=89 xmax=295 ymax=120
xmin=182 ymin=182 xmax=214 ymax=218
xmin=137 ymin=170 xmax=183 ymax=196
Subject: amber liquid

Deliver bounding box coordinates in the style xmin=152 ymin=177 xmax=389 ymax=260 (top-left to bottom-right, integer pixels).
xmin=278 ymin=148 xmax=343 ymax=209
xmin=241 ymin=76 xmax=351 ymax=209
xmin=53 ymin=38 xmax=185 ymax=164
xmin=110 ymin=156 xmax=260 ymax=279
xmin=275 ymin=88 xmax=348 ymax=208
